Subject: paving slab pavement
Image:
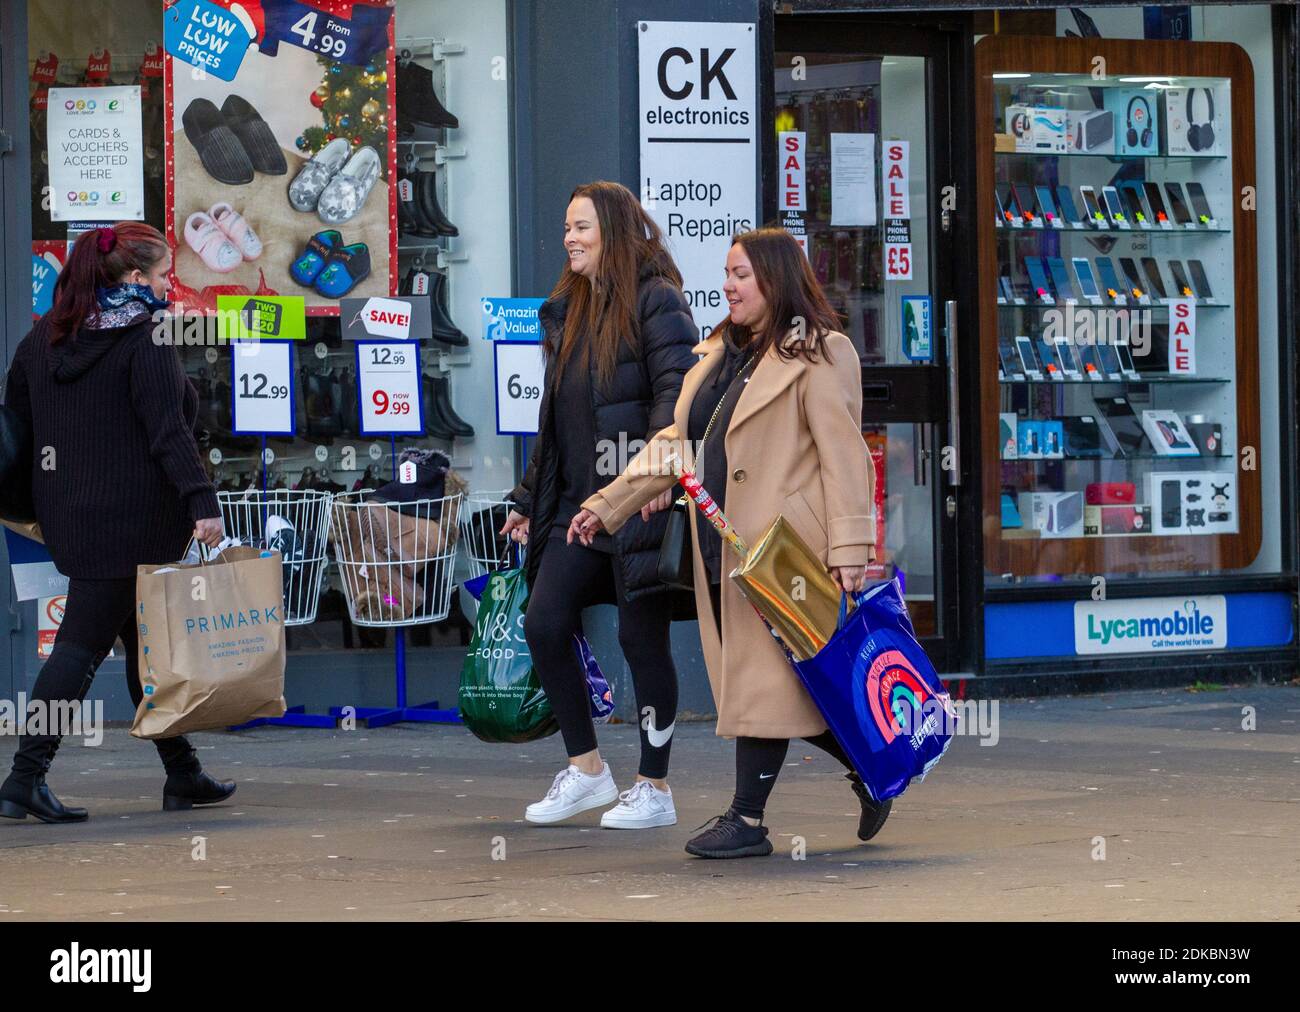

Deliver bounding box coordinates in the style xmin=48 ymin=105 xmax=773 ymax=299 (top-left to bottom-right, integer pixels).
xmin=1 ymin=684 xmax=1297 ymax=921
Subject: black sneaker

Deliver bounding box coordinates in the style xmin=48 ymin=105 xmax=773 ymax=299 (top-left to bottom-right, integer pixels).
xmin=684 ymin=808 xmax=774 ymax=859
xmin=846 ymin=772 xmax=892 ymax=842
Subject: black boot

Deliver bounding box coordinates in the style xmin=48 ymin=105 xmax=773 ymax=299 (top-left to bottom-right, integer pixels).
xmin=398 ymin=169 xmax=441 ymax=238
xmin=429 ymin=375 xmax=475 ymax=438
xmin=0 ymin=736 xmax=88 ymax=824
xmin=428 ymin=271 xmax=468 ymax=346
xmin=422 ymin=375 xmax=456 ymax=440
xmin=397 ymin=59 xmax=459 ymax=130
xmin=684 ymin=807 xmax=773 ymax=859
xmin=163 ymin=770 xmax=237 ymax=811
xmin=417 ymin=170 xmax=459 ymax=237
xmin=846 ymin=771 xmax=892 ymax=842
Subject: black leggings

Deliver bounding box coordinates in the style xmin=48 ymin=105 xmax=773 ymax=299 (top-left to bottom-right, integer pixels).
xmin=523 ymin=535 xmax=678 ymax=779
xmin=706 ymin=581 xmax=853 ymax=819
xmin=8 ymin=577 xmax=200 ymax=782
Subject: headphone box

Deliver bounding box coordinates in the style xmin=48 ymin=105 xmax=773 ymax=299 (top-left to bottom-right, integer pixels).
xmin=1164 ymin=86 xmax=1222 ymax=157
xmin=1005 ymin=104 xmax=1068 ymax=153
xmin=1106 ymin=88 xmax=1159 ymax=156
xmin=1067 ymin=109 xmax=1115 ymax=153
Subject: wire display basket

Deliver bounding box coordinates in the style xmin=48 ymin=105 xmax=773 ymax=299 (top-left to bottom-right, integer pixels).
xmin=330 ymin=491 xmax=464 ymax=627
xmin=458 ymin=490 xmax=526 ymax=578
xmin=217 ymin=489 xmax=334 ymax=626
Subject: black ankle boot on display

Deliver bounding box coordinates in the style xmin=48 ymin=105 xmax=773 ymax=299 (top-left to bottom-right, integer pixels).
xmin=162 ymin=770 xmax=237 ymax=812
xmin=428 ymin=271 xmax=468 ymax=346
xmin=397 ymin=59 xmax=459 ymax=130
xmin=422 ymin=374 xmax=456 ymax=441
xmin=417 ymin=170 xmax=459 ymax=237
xmin=428 ymin=374 xmax=474 ymax=438
xmin=398 ymin=169 xmax=440 ymax=238
xmin=846 ymin=771 xmax=892 ymax=842
xmin=684 ymin=808 xmax=774 ymax=859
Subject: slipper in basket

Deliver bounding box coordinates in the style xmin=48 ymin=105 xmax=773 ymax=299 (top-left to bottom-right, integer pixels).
xmin=184 ymin=211 xmax=243 ymax=273
xmin=210 ymin=202 xmax=263 ymax=260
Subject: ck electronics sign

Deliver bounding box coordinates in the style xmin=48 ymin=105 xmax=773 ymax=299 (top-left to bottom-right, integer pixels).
xmin=638 ymin=21 xmax=757 ymax=338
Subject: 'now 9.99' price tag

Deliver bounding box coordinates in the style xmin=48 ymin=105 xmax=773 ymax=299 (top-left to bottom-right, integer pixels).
xmin=231 ymin=340 xmax=294 ymax=435
xmin=356 ymin=341 xmax=423 ymax=436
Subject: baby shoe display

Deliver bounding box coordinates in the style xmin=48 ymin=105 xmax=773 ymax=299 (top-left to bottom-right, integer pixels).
xmin=184 ymin=210 xmax=242 ymax=273
xmin=209 ymin=202 xmax=262 ymax=260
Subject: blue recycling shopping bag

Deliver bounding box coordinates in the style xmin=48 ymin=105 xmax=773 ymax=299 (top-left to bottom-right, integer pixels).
xmin=792 ymin=579 xmax=954 ymax=802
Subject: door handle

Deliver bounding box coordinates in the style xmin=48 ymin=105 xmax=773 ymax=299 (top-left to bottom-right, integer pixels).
xmin=944 ymin=299 xmax=960 ymax=487
xmin=913 ymin=422 xmax=927 ymax=487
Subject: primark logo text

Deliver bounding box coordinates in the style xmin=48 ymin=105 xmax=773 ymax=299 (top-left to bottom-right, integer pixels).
xmin=50 ymin=944 xmax=151 ymax=992
xmin=184 ymin=606 xmax=281 ymax=635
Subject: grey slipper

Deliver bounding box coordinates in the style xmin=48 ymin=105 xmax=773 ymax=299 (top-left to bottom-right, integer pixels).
xmin=288 ymin=137 xmax=350 ymax=212
xmin=316 ymin=146 xmax=381 ymax=225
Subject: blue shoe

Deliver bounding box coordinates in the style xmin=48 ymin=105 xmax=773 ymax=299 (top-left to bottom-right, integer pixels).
xmin=290 ymin=229 xmax=342 ymax=286
xmin=313 ymin=242 xmax=371 ymax=299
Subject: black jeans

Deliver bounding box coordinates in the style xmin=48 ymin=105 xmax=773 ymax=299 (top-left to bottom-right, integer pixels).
xmin=6 ymin=577 xmax=200 ymax=783
xmin=524 ymin=535 xmax=678 ymax=779
xmin=706 ymin=581 xmax=852 ymax=819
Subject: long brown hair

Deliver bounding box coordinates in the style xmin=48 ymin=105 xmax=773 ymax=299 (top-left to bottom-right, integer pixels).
xmin=547 ymin=181 xmax=683 ymax=386
xmin=46 ymin=222 xmax=170 ymax=343
xmin=712 ymin=227 xmax=843 ymax=364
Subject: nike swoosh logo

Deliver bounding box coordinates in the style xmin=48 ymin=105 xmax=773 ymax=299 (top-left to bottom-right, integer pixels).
xmin=759 ymin=773 xmax=775 ymax=780
xmin=645 ymin=720 xmax=675 ymax=748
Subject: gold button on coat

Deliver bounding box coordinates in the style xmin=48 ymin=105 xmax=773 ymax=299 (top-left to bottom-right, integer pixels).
xmin=732 ymin=468 xmax=746 ymax=482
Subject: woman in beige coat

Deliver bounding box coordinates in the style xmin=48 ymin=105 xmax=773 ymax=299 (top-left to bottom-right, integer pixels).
xmin=568 ymin=227 xmax=887 ymax=858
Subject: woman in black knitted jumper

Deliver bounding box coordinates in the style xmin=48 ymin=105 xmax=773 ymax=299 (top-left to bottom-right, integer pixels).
xmin=0 ymin=223 xmax=234 ymax=824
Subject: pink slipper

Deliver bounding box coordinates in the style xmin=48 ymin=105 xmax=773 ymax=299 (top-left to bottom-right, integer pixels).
xmin=184 ymin=211 xmax=242 ymax=273
xmin=210 ymin=202 xmax=263 ymax=260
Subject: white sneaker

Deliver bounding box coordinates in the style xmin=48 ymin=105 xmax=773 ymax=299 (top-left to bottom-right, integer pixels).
xmin=524 ymin=763 xmax=619 ymax=825
xmin=600 ymin=780 xmax=677 ymax=829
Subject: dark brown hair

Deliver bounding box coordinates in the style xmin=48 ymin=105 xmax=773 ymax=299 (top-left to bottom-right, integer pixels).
xmin=547 ymin=181 xmax=683 ymax=386
xmin=712 ymin=227 xmax=843 ymax=364
xmin=46 ymin=222 xmax=170 ymax=343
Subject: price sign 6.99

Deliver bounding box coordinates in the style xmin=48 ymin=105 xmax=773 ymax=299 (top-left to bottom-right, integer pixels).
xmin=356 ymin=341 xmax=423 ymax=436
xmin=232 ymin=340 xmax=295 ymax=434
xmin=494 ymin=340 xmax=545 ymax=435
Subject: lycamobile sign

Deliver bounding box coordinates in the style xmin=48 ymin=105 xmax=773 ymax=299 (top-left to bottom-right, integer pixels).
xmin=1073 ymin=596 xmax=1227 ymax=655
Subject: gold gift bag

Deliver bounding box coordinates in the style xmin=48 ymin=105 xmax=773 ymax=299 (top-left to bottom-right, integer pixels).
xmin=730 ymin=515 xmax=845 ymax=662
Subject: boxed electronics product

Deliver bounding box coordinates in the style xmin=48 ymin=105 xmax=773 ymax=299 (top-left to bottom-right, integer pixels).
xmin=1086 ymin=481 xmax=1137 ymax=505
xmin=1148 ymin=471 xmax=1237 ymax=535
xmin=1084 ymin=504 xmax=1152 ymax=536
xmin=1141 ymin=410 xmax=1200 ymax=456
xmin=1164 ymin=85 xmax=1222 ymax=156
xmin=1042 ymin=419 xmax=1065 ymax=459
xmin=1005 ymin=104 xmax=1068 ymax=153
xmin=1017 ymin=418 xmax=1044 ymax=458
xmin=1107 ymin=88 xmax=1160 ymax=156
xmin=1018 ymin=491 xmax=1085 ymax=538
xmin=1000 ymin=412 xmax=1019 ymax=458
xmin=1066 ymin=108 xmax=1115 ymax=154
xmin=1000 ymin=493 xmax=1022 ymax=528
xmin=1185 ymin=418 xmax=1224 ymax=456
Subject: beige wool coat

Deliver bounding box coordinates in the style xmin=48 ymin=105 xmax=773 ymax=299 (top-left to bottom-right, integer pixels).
xmin=582 ymin=328 xmax=876 ymax=738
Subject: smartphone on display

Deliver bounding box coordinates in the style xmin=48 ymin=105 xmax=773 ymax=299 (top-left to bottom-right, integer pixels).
xmin=1164 ymin=182 xmax=1194 ymax=225
xmin=1013 ymin=183 xmax=1039 ymax=224
xmin=1062 ymin=415 xmax=1108 ymax=458
xmin=1115 ymin=342 xmax=1139 ymax=377
xmin=1118 ymin=257 xmax=1147 ymax=299
xmin=1075 ymin=342 xmax=1103 ymax=379
xmin=1015 ymin=335 xmax=1043 ymax=377
xmin=1054 ymin=337 xmax=1083 ymax=377
xmin=1038 ymin=338 xmax=1066 ymax=379
xmin=1188 ymin=259 xmax=1215 ymax=300
xmin=999 ymin=334 xmax=1025 ymax=380
xmin=1096 ymin=396 xmax=1151 ymax=456
xmin=1143 ymin=181 xmax=1171 ymax=224
xmin=1186 ymin=182 xmax=1215 ymax=222
xmin=1168 ymin=259 xmax=1195 ymax=298
xmin=1101 ymin=185 xmax=1127 ymax=225
xmin=1079 ymin=185 xmax=1105 ymax=224
xmin=1093 ymin=257 xmax=1122 ymax=301
xmin=1071 ymin=257 xmax=1101 ymax=300
xmin=1034 ymin=185 xmax=1060 ymax=224
xmin=1140 ymin=257 xmax=1169 ymax=299
xmin=998 ymin=273 xmax=1016 ymax=303
xmin=1095 ymin=341 xmax=1123 ymax=378
xmin=1025 ymin=256 xmax=1054 ymax=301
xmin=995 ymin=182 xmax=1019 ymax=225
xmin=1046 ymin=257 xmax=1077 ymax=301
xmin=1119 ymin=182 xmax=1150 ymax=225
xmin=1055 ymin=186 xmax=1082 ymax=225
xmin=1161 ymin=478 xmax=1183 ymax=529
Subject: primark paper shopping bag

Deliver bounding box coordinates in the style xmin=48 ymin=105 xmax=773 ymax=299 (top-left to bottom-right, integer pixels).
xmin=792 ymin=579 xmax=955 ymax=802
xmin=132 ymin=546 xmax=287 ymax=739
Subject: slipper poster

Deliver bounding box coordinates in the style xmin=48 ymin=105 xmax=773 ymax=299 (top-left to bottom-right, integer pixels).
xmin=164 ymin=0 xmax=396 ymax=314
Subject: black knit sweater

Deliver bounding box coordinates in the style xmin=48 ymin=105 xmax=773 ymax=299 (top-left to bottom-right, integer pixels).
xmin=4 ymin=314 xmax=220 ymax=578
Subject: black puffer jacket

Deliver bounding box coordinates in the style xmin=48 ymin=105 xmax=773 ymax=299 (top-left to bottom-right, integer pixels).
xmin=510 ymin=264 xmax=698 ymax=603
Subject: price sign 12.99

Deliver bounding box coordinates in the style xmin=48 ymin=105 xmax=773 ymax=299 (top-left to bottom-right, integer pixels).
xmin=356 ymin=341 xmax=423 ymax=436
xmin=232 ymin=340 xmax=295 ymax=434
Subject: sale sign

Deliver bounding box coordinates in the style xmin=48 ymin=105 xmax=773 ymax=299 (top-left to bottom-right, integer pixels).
xmin=356 ymin=341 xmax=423 ymax=436
xmin=882 ymin=140 xmax=912 ymax=281
xmin=778 ymin=131 xmax=805 ymax=211
xmin=1168 ymin=298 xmax=1196 ymax=374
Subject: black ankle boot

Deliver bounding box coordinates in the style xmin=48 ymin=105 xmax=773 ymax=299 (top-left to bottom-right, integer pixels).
xmin=417 ymin=171 xmax=459 ymax=237
xmin=0 ymin=775 xmax=89 ymax=823
xmin=397 ymin=59 xmax=459 ymax=129
xmin=162 ymin=770 xmax=236 ymax=811
xmin=846 ymin=771 xmax=892 ymax=842
xmin=428 ymin=375 xmax=474 ymax=438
